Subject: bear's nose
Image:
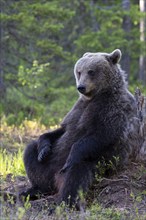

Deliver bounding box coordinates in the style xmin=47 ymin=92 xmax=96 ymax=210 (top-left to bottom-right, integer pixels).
xmin=77 ymin=85 xmax=86 ymax=94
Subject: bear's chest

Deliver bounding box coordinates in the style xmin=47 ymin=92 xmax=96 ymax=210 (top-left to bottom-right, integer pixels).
xmin=66 ymin=101 xmax=102 ymax=134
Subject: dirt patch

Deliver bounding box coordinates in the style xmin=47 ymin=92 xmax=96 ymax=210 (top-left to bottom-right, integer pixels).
xmin=90 ymin=162 xmax=146 ymax=216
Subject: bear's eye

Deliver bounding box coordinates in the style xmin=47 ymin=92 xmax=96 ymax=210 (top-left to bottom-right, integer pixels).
xmin=78 ymin=71 xmax=81 ymax=78
xmin=88 ymin=70 xmax=95 ymax=76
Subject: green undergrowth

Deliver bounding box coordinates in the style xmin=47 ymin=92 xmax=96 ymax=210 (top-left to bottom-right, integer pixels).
xmin=0 ymin=149 xmax=25 ymax=178
xmin=1 ymin=196 xmax=146 ymax=220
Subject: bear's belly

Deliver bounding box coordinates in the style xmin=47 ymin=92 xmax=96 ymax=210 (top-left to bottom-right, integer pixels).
xmin=51 ymin=126 xmax=86 ymax=169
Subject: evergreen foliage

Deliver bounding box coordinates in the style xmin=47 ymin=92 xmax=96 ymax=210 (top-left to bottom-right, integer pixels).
xmin=0 ymin=0 xmax=145 ymax=125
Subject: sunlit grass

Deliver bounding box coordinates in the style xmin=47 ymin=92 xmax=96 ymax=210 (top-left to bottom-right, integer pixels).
xmin=0 ymin=149 xmax=25 ymax=178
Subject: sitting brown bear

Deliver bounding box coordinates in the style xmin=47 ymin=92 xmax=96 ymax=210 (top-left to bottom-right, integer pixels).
xmin=21 ymin=49 xmax=137 ymax=207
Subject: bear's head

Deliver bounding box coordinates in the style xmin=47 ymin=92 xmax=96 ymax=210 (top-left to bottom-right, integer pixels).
xmin=74 ymin=49 xmax=125 ymax=99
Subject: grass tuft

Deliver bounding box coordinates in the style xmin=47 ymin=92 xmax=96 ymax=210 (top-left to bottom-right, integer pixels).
xmin=0 ymin=149 xmax=25 ymax=178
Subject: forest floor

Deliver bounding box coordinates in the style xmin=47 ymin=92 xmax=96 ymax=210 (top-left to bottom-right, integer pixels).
xmin=0 ymin=120 xmax=146 ymax=220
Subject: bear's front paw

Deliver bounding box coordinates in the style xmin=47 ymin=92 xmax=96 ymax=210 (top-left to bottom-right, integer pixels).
xmin=60 ymin=163 xmax=70 ymax=174
xmin=59 ymin=159 xmax=74 ymax=174
xmin=38 ymin=146 xmax=52 ymax=162
xmin=37 ymin=136 xmax=52 ymax=162
xmin=60 ymin=155 xmax=81 ymax=174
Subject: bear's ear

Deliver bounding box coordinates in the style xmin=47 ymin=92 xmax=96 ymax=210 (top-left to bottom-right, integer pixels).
xmin=109 ymin=49 xmax=122 ymax=64
xmin=83 ymin=52 xmax=91 ymax=57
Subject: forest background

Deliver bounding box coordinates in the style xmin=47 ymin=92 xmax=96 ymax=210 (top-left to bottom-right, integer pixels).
xmin=1 ymin=0 xmax=146 ymax=126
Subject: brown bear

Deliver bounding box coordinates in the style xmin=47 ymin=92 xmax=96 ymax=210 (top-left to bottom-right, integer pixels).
xmin=21 ymin=49 xmax=138 ymax=207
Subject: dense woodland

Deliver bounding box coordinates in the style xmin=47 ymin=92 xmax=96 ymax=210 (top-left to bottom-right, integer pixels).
xmin=1 ymin=0 xmax=146 ymax=126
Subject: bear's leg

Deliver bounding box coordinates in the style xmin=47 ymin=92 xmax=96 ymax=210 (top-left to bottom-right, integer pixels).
xmin=56 ymin=162 xmax=95 ymax=208
xmin=21 ymin=141 xmax=56 ymax=199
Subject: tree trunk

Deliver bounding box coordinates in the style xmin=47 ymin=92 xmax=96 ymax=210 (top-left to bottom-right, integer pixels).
xmin=139 ymin=0 xmax=146 ymax=84
xmin=122 ymin=0 xmax=131 ymax=82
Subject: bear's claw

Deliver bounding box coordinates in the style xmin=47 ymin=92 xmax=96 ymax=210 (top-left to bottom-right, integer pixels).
xmin=38 ymin=146 xmax=52 ymax=162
